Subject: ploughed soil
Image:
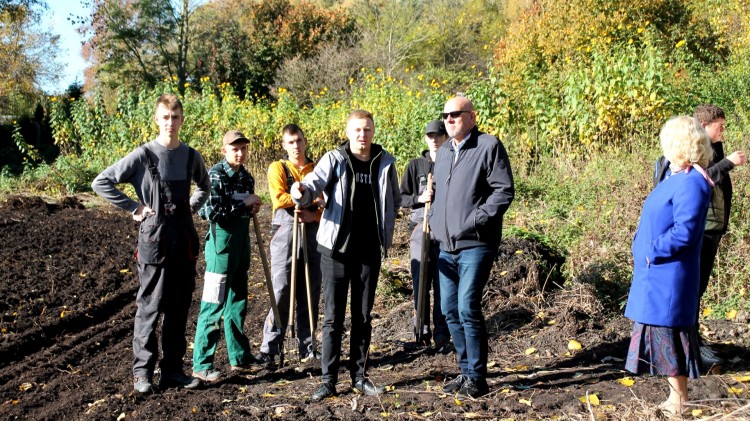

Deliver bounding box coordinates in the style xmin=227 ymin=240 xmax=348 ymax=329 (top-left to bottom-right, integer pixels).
xmin=1 ymin=195 xmax=750 ymax=420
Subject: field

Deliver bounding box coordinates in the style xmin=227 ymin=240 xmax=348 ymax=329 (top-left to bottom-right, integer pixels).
xmin=1 ymin=195 xmax=750 ymax=420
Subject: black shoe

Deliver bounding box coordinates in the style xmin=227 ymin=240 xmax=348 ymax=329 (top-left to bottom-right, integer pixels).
xmin=433 ymin=341 xmax=455 ymax=355
xmin=134 ymin=376 xmax=153 ymax=393
xmin=255 ymin=352 xmax=277 ymax=368
xmin=443 ymin=374 xmax=466 ymax=393
xmin=158 ymin=371 xmax=199 ymax=390
xmin=353 ymin=378 xmax=385 ymax=396
xmin=458 ymin=377 xmax=489 ymax=399
xmin=311 ymin=382 xmax=336 ymax=402
xmin=700 ymin=344 xmax=723 ymax=367
xmin=302 ymin=349 xmax=321 ymax=360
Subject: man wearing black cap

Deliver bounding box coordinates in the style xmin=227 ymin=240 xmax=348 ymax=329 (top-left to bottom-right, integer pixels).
xmin=192 ymin=129 xmax=263 ymax=384
xmin=399 ymin=120 xmax=452 ymax=353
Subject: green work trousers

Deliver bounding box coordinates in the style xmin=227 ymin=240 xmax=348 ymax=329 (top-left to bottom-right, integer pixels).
xmin=193 ymin=219 xmax=254 ymax=372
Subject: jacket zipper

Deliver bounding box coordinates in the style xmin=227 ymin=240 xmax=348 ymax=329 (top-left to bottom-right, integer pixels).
xmin=369 ymin=150 xmax=385 ymax=257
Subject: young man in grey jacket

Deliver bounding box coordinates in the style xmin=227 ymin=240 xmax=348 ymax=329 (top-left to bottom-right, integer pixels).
xmin=92 ymin=94 xmax=210 ymax=393
xmin=290 ymin=110 xmax=401 ymax=402
xmin=430 ymin=96 xmax=515 ymax=399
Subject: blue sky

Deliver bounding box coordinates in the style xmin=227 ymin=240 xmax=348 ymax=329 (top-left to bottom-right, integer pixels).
xmin=41 ymin=0 xmax=90 ymax=94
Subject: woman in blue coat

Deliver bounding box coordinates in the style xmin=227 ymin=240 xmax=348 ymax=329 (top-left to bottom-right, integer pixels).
xmin=625 ymin=115 xmax=714 ymax=415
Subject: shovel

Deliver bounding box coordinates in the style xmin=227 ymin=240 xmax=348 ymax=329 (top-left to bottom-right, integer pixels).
xmin=252 ymin=213 xmax=284 ymax=365
xmin=285 ymin=207 xmax=301 ymax=364
xmin=415 ymin=174 xmax=432 ymax=346
xmin=300 ymin=220 xmax=318 ymax=360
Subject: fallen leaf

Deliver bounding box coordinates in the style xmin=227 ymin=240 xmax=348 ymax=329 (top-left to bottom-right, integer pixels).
xmin=119 ymin=269 xmax=129 ymax=273
xmin=568 ymin=340 xmax=582 ymax=350
xmin=525 ymin=347 xmax=537 ymax=355
xmin=79 ymin=273 xmax=87 ymax=277
xmin=733 ymin=375 xmax=750 ymax=383
xmin=19 ymin=383 xmax=32 ymax=391
xmin=191 ymin=407 xmax=196 ymax=414
xmin=703 ymin=307 xmax=712 ymax=317
xmin=380 ymin=412 xmax=391 ymax=417
xmin=221 ymin=399 xmax=234 ymax=403
xmin=728 ymin=387 xmax=743 ymax=395
xmin=500 ymin=271 xmax=508 ymax=276
xmin=487 ymin=361 xmax=497 ymax=368
xmin=117 ymin=413 xmax=126 ymax=421
xmin=579 ymin=394 xmax=600 ymax=406
xmin=454 ymin=397 xmax=464 ymax=406
xmin=564 ymin=351 xmax=571 ymax=357
xmin=261 ymin=393 xmax=276 ymax=398
xmin=617 ymin=377 xmax=635 ymax=387
xmin=500 ymin=389 xmax=511 ymax=394
xmin=726 ymin=309 xmax=737 ymax=320
xmin=385 ymin=385 xmax=395 ymax=391
xmin=351 ymin=396 xmax=359 ymax=411
xmin=547 ymin=320 xmax=556 ymax=325
xmin=691 ymin=409 xmax=703 ymax=417
xmin=519 ymin=398 xmax=532 ymax=406
xmin=465 ymin=413 xmax=482 ymax=419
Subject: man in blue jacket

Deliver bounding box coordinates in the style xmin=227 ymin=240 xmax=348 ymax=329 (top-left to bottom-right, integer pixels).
xmin=430 ymin=95 xmax=515 ymax=399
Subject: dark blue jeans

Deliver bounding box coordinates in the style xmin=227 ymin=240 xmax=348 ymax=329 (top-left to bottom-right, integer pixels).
xmin=438 ymin=245 xmax=496 ymax=381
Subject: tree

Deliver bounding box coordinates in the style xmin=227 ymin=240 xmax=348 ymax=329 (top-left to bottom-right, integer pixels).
xmin=78 ymin=0 xmax=202 ymax=96
xmin=0 ymin=0 xmax=61 ymax=115
xmin=190 ymin=0 xmax=356 ymax=98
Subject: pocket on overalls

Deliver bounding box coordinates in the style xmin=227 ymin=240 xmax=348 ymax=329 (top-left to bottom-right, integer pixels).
xmin=137 ymin=218 xmax=164 ymax=264
xmin=202 ymin=271 xmax=227 ymax=304
xmin=205 ymin=228 xmax=231 ymax=275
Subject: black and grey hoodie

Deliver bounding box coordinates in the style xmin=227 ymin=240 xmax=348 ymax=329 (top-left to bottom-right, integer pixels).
xmin=293 ymin=142 xmax=401 ymax=259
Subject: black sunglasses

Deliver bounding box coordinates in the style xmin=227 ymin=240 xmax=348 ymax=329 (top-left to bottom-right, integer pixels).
xmin=441 ymin=110 xmax=471 ymax=120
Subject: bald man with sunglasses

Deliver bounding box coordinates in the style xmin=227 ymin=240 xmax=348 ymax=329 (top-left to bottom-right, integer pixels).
xmin=429 ymin=96 xmax=514 ymax=399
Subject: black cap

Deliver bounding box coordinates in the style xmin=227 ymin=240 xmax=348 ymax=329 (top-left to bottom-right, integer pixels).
xmin=425 ymin=120 xmax=447 ymax=135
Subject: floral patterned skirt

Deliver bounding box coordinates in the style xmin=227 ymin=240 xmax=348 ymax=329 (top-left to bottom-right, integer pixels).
xmin=625 ymin=321 xmax=702 ymax=379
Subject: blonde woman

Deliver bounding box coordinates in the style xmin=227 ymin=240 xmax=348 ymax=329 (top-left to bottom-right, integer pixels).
xmin=625 ymin=115 xmax=714 ymax=415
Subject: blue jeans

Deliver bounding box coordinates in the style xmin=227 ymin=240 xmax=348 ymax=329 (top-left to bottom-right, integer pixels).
xmin=438 ymin=246 xmax=496 ymax=380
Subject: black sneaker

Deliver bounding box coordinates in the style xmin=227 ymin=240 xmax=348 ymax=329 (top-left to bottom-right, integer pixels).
xmin=311 ymin=382 xmax=336 ymax=402
xmin=255 ymin=352 xmax=278 ymax=369
xmin=133 ymin=376 xmax=153 ymax=394
xmin=700 ymin=344 xmax=723 ymax=367
xmin=302 ymin=349 xmax=321 ymax=360
xmin=443 ymin=374 xmax=466 ymax=393
xmin=433 ymin=341 xmax=455 ymax=355
xmin=353 ymin=378 xmax=386 ymax=396
xmin=458 ymin=377 xmax=489 ymax=399
xmin=158 ymin=371 xmax=199 ymax=390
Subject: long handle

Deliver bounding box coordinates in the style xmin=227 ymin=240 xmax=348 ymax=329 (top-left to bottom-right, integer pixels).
xmin=415 ymin=174 xmax=432 ymax=344
xmin=288 ymin=207 xmax=299 ymax=338
xmin=301 ymin=221 xmax=316 ymax=347
xmin=253 ymin=214 xmax=282 ymax=329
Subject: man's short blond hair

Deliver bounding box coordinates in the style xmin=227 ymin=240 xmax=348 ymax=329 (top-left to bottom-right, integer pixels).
xmin=347 ymin=109 xmax=373 ymax=123
xmin=155 ymin=94 xmax=183 ymax=114
xmin=660 ymin=115 xmax=713 ymax=169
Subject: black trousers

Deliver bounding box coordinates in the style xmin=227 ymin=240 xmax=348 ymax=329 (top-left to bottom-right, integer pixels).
xmin=696 ymin=233 xmax=723 ymax=329
xmin=319 ymin=253 xmax=380 ymax=384
xmin=133 ymin=254 xmax=196 ymax=378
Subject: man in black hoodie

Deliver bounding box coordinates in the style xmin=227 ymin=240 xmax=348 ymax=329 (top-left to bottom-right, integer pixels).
xmin=653 ymin=105 xmax=746 ymax=367
xmin=400 ymin=120 xmax=451 ymax=352
xmin=430 ymin=96 xmax=515 ymax=399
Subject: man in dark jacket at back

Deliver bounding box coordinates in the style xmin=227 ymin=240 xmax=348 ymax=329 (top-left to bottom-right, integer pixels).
xmin=430 ymin=95 xmax=514 ymax=399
